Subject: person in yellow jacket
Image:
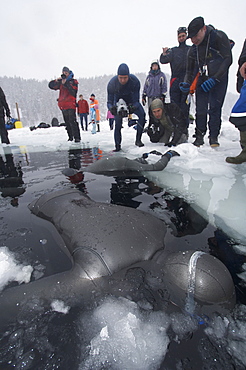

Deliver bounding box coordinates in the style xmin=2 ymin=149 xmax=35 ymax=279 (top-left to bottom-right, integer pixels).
xmin=89 ymin=94 xmax=100 ymax=132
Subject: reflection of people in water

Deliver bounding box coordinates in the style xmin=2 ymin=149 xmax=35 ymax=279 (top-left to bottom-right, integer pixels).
xmin=208 ymin=229 xmax=246 ymax=304
xmin=162 ymin=193 xmax=208 ymax=237
xmin=66 ymin=148 xmax=87 ymax=193
xmin=111 ymin=179 xmax=208 ymax=236
xmin=110 ymin=177 xmax=164 ymax=209
xmin=0 ymin=149 xmax=25 ymax=206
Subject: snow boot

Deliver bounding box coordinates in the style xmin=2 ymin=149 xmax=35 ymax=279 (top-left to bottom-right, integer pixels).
xmin=193 ymin=129 xmax=205 ymax=147
xmin=226 ymin=131 xmax=246 ymax=164
xmin=209 ymin=136 xmax=220 ymax=147
xmin=135 ymin=140 xmax=144 ymax=147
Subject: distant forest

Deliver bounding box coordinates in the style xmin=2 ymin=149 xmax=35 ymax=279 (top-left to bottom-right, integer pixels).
xmin=0 ymin=74 xmax=237 ymax=127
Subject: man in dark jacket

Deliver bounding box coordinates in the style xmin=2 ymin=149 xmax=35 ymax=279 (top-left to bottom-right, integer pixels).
xmin=147 ymin=98 xmax=188 ymax=146
xmin=226 ymin=39 xmax=246 ymax=164
xmin=180 ymin=17 xmax=232 ymax=147
xmin=160 ymin=27 xmax=191 ymax=125
xmin=107 ymin=63 xmax=146 ymax=151
xmin=49 ymin=67 xmax=81 ymax=142
xmin=0 ymin=87 xmax=11 ymax=144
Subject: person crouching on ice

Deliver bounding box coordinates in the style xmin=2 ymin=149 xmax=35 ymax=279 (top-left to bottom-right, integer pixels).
xmin=107 ymin=63 xmax=146 ymax=152
xmin=147 ymin=98 xmax=188 ymax=146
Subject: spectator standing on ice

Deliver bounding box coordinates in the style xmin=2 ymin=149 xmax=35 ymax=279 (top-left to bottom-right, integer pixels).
xmin=226 ymin=39 xmax=246 ymax=164
xmin=179 ymin=17 xmax=232 ymax=147
xmin=107 ymin=63 xmax=146 ymax=151
xmin=142 ymin=60 xmax=167 ymax=108
xmin=89 ymin=94 xmax=100 ymax=132
xmin=77 ymin=94 xmax=89 ymax=131
xmin=49 ymin=67 xmax=80 ymax=142
xmin=160 ymin=27 xmax=190 ymax=126
xmin=106 ymin=110 xmax=115 ymax=130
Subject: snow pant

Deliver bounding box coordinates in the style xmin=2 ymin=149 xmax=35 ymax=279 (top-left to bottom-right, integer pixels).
xmin=79 ymin=113 xmax=88 ymax=131
xmin=195 ymin=74 xmax=228 ymax=138
xmin=62 ymin=109 xmax=81 ymax=141
xmin=0 ymin=115 xmax=10 ymax=144
xmin=170 ymin=78 xmax=190 ymax=127
xmin=114 ymin=105 xmax=146 ymax=149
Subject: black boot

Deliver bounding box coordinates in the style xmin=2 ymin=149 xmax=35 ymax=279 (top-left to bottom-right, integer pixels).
xmin=209 ymin=136 xmax=220 ymax=147
xmin=193 ymin=129 xmax=205 ymax=147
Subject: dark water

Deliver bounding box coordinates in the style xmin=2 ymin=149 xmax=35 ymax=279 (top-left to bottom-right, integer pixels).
xmin=0 ymin=146 xmax=245 ymax=370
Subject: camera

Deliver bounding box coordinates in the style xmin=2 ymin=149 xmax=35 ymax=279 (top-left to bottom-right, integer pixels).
xmin=116 ymin=99 xmax=129 ymax=118
xmin=61 ymin=73 xmax=67 ymax=79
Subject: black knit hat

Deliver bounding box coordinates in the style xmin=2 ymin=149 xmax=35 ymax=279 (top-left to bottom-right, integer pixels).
xmin=62 ymin=66 xmax=70 ymax=72
xmin=187 ymin=17 xmax=205 ymax=38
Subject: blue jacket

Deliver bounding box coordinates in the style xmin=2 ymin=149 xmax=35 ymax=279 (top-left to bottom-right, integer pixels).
xmin=107 ymin=74 xmax=141 ymax=110
xmin=143 ymin=69 xmax=167 ymax=98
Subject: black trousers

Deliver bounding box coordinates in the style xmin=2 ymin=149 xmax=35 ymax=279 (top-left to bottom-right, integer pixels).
xmin=0 ymin=115 xmax=10 ymax=144
xmin=62 ymin=109 xmax=81 ymax=141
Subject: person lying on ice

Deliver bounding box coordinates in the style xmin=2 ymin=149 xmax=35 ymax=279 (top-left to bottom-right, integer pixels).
xmin=147 ymin=98 xmax=188 ymax=146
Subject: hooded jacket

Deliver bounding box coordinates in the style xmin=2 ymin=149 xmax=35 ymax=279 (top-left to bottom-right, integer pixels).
xmin=148 ymin=98 xmax=187 ymax=145
xmin=49 ymin=71 xmax=78 ymax=110
xmin=143 ymin=68 xmax=167 ymax=98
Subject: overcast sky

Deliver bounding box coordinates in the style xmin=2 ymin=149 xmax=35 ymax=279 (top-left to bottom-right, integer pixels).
xmin=1 ymin=0 xmax=245 ymax=93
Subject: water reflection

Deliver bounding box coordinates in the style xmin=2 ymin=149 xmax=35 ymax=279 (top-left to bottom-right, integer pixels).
xmin=0 ymin=147 xmax=25 ymax=207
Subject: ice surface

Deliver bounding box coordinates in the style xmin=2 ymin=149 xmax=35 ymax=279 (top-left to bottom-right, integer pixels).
xmin=0 ymin=246 xmax=33 ymax=291
xmin=80 ymin=297 xmax=170 ymax=370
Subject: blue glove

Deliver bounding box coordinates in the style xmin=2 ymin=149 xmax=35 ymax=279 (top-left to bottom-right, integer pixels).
xmin=179 ymin=82 xmax=190 ymax=93
xmin=201 ymin=78 xmax=216 ymax=92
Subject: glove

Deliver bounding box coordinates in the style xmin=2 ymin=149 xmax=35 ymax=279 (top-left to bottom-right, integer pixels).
xmin=109 ymin=106 xmax=117 ymax=116
xmin=128 ymin=104 xmax=135 ymax=114
xmin=201 ymin=78 xmax=216 ymax=92
xmin=179 ymin=82 xmax=190 ymax=93
xmin=142 ymin=94 xmax=147 ymax=106
xmin=163 ymin=150 xmax=180 ymax=159
xmin=160 ymin=93 xmax=166 ymax=102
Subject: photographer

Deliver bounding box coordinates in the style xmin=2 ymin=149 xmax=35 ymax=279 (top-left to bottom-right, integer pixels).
xmin=49 ymin=67 xmax=81 ymax=142
xmin=107 ymin=63 xmax=146 ymax=152
xmin=147 ymin=98 xmax=188 ymax=146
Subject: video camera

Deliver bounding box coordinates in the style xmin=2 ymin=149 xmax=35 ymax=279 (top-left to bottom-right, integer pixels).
xmin=116 ymin=99 xmax=129 ymax=118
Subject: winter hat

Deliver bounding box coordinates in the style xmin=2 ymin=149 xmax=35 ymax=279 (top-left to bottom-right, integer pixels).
xmin=90 ymin=94 xmax=95 ymax=97
xmin=187 ymin=16 xmax=205 ymax=38
xmin=177 ymin=26 xmax=187 ymax=35
xmin=62 ymin=66 xmax=70 ymax=73
xmin=117 ymin=63 xmax=130 ymax=76
xmin=151 ymin=59 xmax=160 ymax=69
xmin=150 ymin=98 xmax=164 ymax=112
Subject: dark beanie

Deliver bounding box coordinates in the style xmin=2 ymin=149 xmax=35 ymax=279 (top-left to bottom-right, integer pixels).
xmin=117 ymin=63 xmax=130 ymax=76
xmin=62 ymin=66 xmax=70 ymax=72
